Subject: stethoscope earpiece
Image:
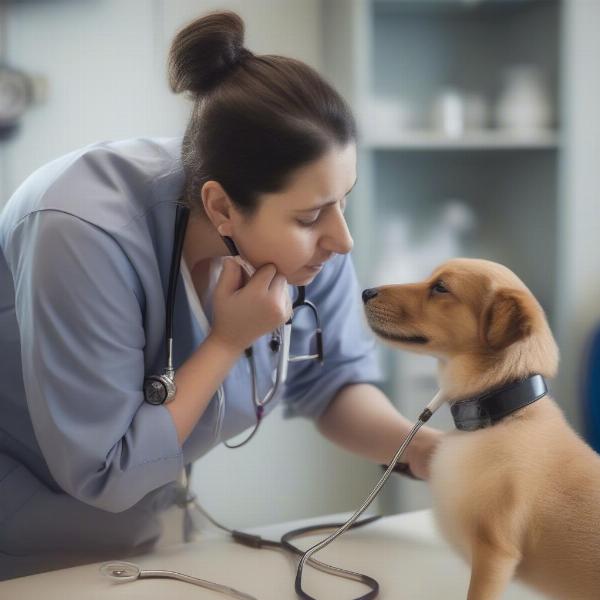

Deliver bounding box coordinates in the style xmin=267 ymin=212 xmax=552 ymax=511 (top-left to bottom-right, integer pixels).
xmin=221 ymin=235 xmax=239 ymax=256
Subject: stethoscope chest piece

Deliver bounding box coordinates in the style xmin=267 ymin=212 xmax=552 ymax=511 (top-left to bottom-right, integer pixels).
xmin=100 ymin=561 xmax=141 ymax=582
xmin=143 ymin=372 xmax=176 ymax=405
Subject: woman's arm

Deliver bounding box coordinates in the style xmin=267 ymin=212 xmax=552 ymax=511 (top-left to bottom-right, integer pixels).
xmin=9 ymin=212 xmax=185 ymax=513
xmin=167 ymin=334 xmax=240 ymax=445
xmin=316 ymin=383 xmax=443 ymax=480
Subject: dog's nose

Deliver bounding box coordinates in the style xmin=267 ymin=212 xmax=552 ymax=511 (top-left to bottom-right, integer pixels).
xmin=362 ymin=288 xmax=378 ymax=304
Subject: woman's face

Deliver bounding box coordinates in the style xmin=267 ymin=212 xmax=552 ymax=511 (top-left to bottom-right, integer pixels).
xmin=230 ymin=142 xmax=357 ymax=286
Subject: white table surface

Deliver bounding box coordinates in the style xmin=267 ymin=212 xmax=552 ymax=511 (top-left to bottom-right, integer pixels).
xmin=0 ymin=509 xmax=545 ymax=600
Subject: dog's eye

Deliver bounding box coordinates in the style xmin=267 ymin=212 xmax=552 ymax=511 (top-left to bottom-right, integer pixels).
xmin=431 ymin=281 xmax=449 ymax=295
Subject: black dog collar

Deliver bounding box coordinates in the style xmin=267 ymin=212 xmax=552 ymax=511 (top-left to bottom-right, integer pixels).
xmin=451 ymin=374 xmax=548 ymax=432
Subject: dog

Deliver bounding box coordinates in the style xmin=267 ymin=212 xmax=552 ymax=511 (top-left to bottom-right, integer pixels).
xmin=362 ymin=258 xmax=600 ymax=600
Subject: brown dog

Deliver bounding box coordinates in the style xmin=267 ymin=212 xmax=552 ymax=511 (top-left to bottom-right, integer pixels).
xmin=362 ymin=258 xmax=600 ymax=600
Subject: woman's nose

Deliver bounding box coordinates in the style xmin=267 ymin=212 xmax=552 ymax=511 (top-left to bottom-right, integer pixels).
xmin=362 ymin=288 xmax=378 ymax=304
xmin=322 ymin=209 xmax=353 ymax=254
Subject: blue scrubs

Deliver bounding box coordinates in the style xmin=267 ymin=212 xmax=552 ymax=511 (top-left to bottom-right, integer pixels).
xmin=0 ymin=138 xmax=382 ymax=579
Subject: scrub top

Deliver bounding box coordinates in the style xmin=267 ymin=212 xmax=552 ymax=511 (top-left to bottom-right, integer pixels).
xmin=0 ymin=137 xmax=382 ymax=579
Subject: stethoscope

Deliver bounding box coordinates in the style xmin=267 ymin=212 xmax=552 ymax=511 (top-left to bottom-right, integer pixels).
xmin=100 ymin=512 xmax=382 ymax=600
xmin=143 ymin=203 xmax=324 ymax=448
xmin=102 ymin=390 xmax=448 ymax=599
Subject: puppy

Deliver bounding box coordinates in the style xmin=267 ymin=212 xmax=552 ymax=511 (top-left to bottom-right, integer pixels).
xmin=363 ymin=258 xmax=600 ymax=600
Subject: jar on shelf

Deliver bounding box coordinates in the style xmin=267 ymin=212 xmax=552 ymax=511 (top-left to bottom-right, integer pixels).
xmin=494 ymin=65 xmax=553 ymax=134
xmin=431 ymin=88 xmax=489 ymax=136
xmin=364 ymin=96 xmax=415 ymax=139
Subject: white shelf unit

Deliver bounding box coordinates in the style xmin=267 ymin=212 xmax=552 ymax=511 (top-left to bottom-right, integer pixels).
xmin=321 ymin=0 xmax=600 ymax=514
xmin=364 ymin=129 xmax=560 ymax=150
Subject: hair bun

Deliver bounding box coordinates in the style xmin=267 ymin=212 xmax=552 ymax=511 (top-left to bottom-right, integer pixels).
xmin=168 ymin=11 xmax=249 ymax=97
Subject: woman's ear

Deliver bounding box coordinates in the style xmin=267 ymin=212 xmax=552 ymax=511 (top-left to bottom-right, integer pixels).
xmin=201 ymin=180 xmax=235 ymax=236
xmin=480 ymin=288 xmax=537 ymax=351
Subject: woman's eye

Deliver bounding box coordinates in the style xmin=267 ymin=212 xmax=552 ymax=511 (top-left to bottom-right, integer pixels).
xmin=431 ymin=281 xmax=449 ymax=294
xmin=297 ymin=214 xmax=320 ymax=226
xmin=297 ymin=198 xmax=347 ymax=226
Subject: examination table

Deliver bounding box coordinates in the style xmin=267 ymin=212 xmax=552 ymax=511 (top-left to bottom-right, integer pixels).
xmin=0 ymin=509 xmax=546 ymax=599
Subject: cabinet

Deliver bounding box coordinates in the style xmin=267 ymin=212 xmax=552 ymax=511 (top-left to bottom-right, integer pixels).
xmin=321 ymin=0 xmax=600 ymax=513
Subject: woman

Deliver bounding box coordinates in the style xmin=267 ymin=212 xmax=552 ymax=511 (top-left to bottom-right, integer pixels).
xmin=0 ymin=11 xmax=441 ymax=579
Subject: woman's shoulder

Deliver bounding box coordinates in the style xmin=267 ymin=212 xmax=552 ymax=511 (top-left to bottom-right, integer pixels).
xmin=1 ymin=137 xmax=185 ymax=236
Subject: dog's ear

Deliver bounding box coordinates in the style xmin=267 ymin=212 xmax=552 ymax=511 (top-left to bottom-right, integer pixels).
xmin=480 ymin=288 xmax=536 ymax=351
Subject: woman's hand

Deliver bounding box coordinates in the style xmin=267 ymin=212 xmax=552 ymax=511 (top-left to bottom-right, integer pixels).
xmin=210 ymin=258 xmax=292 ymax=354
xmin=405 ymin=426 xmax=444 ymax=481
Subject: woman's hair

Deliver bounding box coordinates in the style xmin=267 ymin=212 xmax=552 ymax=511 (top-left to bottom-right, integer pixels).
xmin=168 ymin=11 xmax=356 ymax=215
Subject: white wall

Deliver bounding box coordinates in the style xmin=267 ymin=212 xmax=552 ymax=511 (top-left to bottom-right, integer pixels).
xmin=2 ymin=0 xmax=381 ymax=528
xmin=2 ymin=0 xmax=326 ymax=199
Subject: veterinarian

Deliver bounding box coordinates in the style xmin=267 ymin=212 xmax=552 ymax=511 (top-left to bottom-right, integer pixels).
xmin=0 ymin=11 xmax=442 ymax=580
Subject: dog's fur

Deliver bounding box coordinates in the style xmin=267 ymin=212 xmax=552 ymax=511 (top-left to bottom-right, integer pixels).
xmin=363 ymin=258 xmax=600 ymax=600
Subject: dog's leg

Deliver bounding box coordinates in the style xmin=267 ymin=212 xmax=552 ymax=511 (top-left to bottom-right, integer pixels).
xmin=466 ymin=540 xmax=521 ymax=600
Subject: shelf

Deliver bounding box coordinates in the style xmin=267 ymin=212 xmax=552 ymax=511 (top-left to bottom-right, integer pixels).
xmin=373 ymin=0 xmax=548 ymax=17
xmin=362 ymin=129 xmax=560 ymax=151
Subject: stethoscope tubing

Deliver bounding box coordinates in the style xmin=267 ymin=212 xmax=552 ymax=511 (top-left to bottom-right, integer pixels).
xmin=100 ymin=560 xmax=257 ymax=599
xmin=293 ymin=415 xmax=430 ymax=599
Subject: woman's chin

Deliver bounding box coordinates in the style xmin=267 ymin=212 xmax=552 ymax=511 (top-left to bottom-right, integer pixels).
xmin=287 ymin=265 xmax=323 ymax=286
xmin=288 ymin=275 xmax=312 ymax=286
